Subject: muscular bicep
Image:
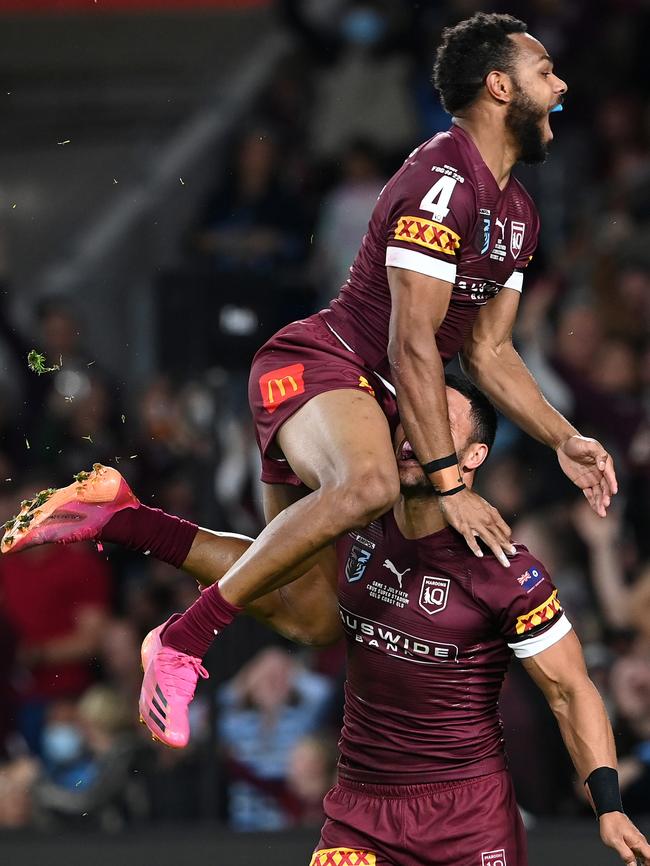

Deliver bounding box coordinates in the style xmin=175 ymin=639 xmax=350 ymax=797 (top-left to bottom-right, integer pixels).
xmin=522 ymin=630 xmax=589 ymax=701
xmin=387 ymin=266 xmax=454 ymax=346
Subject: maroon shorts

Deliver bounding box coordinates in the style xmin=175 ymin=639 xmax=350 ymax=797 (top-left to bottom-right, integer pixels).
xmin=310 ymin=770 xmax=527 ymax=866
xmin=248 ymin=313 xmax=397 ymax=486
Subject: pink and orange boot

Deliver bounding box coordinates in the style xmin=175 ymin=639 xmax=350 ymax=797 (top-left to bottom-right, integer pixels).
xmin=1 ymin=464 xmax=139 ymax=554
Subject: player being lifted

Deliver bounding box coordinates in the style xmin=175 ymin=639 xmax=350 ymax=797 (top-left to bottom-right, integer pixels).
xmin=2 ymin=377 xmax=647 ymax=866
xmin=5 ymin=13 xmax=617 ymax=747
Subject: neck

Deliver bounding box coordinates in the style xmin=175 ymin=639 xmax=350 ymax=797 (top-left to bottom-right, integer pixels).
xmin=454 ymin=108 xmax=518 ymax=190
xmin=393 ymin=492 xmax=448 ymax=540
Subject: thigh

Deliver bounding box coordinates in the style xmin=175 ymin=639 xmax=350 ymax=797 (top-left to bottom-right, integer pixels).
xmin=249 ymin=315 xmax=398 ymax=488
xmin=276 ymin=389 xmax=398 ymax=491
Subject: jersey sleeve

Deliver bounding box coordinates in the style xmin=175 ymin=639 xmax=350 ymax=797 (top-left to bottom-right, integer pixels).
xmin=473 ymin=546 xmax=572 ymax=659
xmin=503 ymin=203 xmax=540 ymax=293
xmin=384 ymin=157 xmax=474 ymax=286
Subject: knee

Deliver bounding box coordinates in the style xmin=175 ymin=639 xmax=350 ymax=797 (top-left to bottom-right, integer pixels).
xmin=330 ymin=466 xmax=400 ymax=528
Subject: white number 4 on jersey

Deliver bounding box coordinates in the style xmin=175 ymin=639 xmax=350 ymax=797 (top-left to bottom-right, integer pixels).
xmin=419 ymin=175 xmax=457 ymax=221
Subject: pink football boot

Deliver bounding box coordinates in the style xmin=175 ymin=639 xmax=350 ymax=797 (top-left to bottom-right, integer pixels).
xmin=1 ymin=464 xmax=139 ymax=554
xmin=139 ymin=619 xmax=208 ymax=749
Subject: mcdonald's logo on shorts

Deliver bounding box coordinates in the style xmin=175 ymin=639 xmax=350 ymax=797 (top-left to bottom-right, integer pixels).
xmin=310 ymin=848 xmax=376 ymax=866
xmin=259 ymin=363 xmax=305 ymax=414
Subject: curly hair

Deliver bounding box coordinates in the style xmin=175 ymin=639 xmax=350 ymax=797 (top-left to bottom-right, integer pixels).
xmin=433 ymin=12 xmax=528 ymax=115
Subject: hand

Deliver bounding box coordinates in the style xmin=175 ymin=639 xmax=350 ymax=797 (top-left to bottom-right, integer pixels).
xmin=599 ymin=811 xmax=650 ymax=866
xmin=438 ymin=486 xmax=514 ymax=568
xmin=556 ymin=435 xmax=618 ymax=517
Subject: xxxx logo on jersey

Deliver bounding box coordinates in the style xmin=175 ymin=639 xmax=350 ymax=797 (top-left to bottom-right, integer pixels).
xmin=515 ymin=589 xmax=563 ymax=635
xmin=395 ymin=216 xmax=460 ymax=255
xmin=310 ymin=849 xmax=376 ymax=866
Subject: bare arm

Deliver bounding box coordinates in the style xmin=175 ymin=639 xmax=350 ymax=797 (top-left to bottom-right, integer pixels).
xmin=462 ymin=288 xmax=617 ymax=516
xmin=523 ymin=631 xmax=650 ymax=866
xmin=463 ymin=287 xmax=577 ymax=447
xmin=387 ymin=266 xmax=512 ymax=565
xmin=387 ymin=266 xmax=456 ymax=472
xmin=185 ymin=529 xmax=341 ymax=646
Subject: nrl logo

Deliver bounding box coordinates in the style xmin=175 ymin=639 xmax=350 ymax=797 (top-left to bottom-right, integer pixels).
xmin=418 ymin=576 xmax=450 ymax=615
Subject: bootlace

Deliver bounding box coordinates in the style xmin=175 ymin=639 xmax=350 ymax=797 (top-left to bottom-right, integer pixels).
xmin=158 ymin=652 xmax=209 ymax=699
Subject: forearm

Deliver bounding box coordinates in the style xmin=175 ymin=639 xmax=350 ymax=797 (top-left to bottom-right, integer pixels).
xmin=464 ymin=340 xmax=578 ymax=448
xmin=187 ymin=529 xmax=340 ymax=645
xmin=550 ymin=679 xmax=617 ymax=781
xmin=389 ymin=337 xmax=455 ymax=463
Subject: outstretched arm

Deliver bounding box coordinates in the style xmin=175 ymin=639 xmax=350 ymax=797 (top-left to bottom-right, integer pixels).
xmin=523 ymin=632 xmax=650 ymax=866
xmin=462 ymin=287 xmax=617 ymax=516
xmin=184 ymin=528 xmax=341 ymax=647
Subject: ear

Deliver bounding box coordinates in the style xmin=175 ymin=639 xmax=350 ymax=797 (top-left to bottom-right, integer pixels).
xmin=484 ymin=70 xmax=513 ymax=105
xmin=461 ymin=442 xmax=489 ymax=472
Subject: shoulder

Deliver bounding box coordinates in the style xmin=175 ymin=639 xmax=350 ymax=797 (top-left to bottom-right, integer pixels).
xmin=470 ymin=543 xmax=554 ymax=607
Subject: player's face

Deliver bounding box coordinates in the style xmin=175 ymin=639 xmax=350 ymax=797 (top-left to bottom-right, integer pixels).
xmin=506 ymin=33 xmax=567 ymax=164
xmin=394 ymin=388 xmax=476 ymax=494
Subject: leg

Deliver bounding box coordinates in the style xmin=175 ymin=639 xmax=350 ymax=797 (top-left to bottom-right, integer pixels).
xmin=163 ymin=388 xmax=398 ymax=657
xmin=219 ymin=389 xmax=399 ymax=604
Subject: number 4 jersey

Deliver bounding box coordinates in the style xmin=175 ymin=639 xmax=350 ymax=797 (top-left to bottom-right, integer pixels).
xmin=320 ymin=124 xmax=540 ymax=382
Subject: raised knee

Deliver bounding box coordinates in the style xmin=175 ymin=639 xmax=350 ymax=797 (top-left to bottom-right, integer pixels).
xmin=333 ymin=467 xmax=400 ymax=527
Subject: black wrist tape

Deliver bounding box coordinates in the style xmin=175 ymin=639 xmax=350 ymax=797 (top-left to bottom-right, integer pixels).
xmin=437 ymin=483 xmax=466 ymax=497
xmin=585 ymin=767 xmax=623 ymax=817
xmin=421 ymin=453 xmax=458 ymax=474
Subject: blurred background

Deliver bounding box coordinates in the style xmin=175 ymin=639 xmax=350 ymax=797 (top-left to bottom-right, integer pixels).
xmin=0 ymin=0 xmax=648 ymax=863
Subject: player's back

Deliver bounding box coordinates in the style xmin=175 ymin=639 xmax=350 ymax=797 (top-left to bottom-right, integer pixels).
xmin=335 ymin=511 xmax=569 ymax=785
xmin=320 ymin=124 xmax=539 ymax=382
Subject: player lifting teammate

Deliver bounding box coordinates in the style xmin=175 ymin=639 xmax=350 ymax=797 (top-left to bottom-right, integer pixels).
xmin=3 ymin=376 xmax=648 ymax=866
xmin=6 ymin=14 xmax=618 ymax=755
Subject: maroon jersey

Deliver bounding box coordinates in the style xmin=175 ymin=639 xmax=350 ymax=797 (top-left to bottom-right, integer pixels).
xmin=335 ymin=511 xmax=571 ymax=785
xmin=321 ymin=124 xmax=540 ymax=382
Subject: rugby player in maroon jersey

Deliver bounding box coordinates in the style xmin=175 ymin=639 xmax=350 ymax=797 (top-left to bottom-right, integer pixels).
xmin=6 ymin=13 xmax=618 ymax=749
xmin=3 ymin=376 xmax=646 ymax=866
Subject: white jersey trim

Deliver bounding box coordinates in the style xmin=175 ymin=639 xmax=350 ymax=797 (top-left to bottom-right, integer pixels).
xmin=503 ymin=270 xmax=524 ymax=293
xmin=386 ymin=246 xmax=456 ymax=284
xmin=508 ymin=614 xmax=572 ymax=659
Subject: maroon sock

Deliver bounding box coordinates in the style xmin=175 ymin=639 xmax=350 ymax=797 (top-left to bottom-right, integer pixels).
xmin=99 ymin=505 xmax=198 ymax=569
xmin=161 ymin=583 xmax=242 ymax=658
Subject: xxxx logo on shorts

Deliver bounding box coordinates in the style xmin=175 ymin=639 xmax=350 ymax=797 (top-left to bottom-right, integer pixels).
xmin=515 ymin=589 xmax=562 ymax=635
xmin=259 ymin=363 xmax=305 ymax=414
xmin=395 ymin=216 xmax=460 ymax=255
xmin=310 ymin=849 xmax=376 ymax=866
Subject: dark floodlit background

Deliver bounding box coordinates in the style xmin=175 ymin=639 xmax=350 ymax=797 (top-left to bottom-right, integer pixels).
xmin=0 ymin=1 xmax=648 ymax=864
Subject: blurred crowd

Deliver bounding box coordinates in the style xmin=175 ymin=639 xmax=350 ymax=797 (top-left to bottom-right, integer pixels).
xmin=0 ymin=0 xmax=648 ymax=833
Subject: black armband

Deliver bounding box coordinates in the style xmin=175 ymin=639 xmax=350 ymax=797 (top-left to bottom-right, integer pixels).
xmin=421 ymin=453 xmax=458 ymax=475
xmin=585 ymin=767 xmax=623 ymax=817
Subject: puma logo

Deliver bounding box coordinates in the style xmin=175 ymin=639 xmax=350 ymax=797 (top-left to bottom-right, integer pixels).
xmin=495 ymin=216 xmax=507 ymax=239
xmin=383 ymin=559 xmax=410 ymax=589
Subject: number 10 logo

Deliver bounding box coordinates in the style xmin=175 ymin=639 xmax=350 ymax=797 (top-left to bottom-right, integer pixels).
xmin=481 ymin=850 xmax=506 ymax=866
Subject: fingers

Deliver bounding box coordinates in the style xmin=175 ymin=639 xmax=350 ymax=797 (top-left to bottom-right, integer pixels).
xmin=631 ymin=833 xmax=650 ymax=866
xmin=461 ymin=530 xmax=483 ymax=559
xmin=584 ymin=484 xmax=607 ymax=518
xmin=478 ymin=529 xmax=512 ymax=568
xmin=601 ymin=452 xmax=618 ymax=496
